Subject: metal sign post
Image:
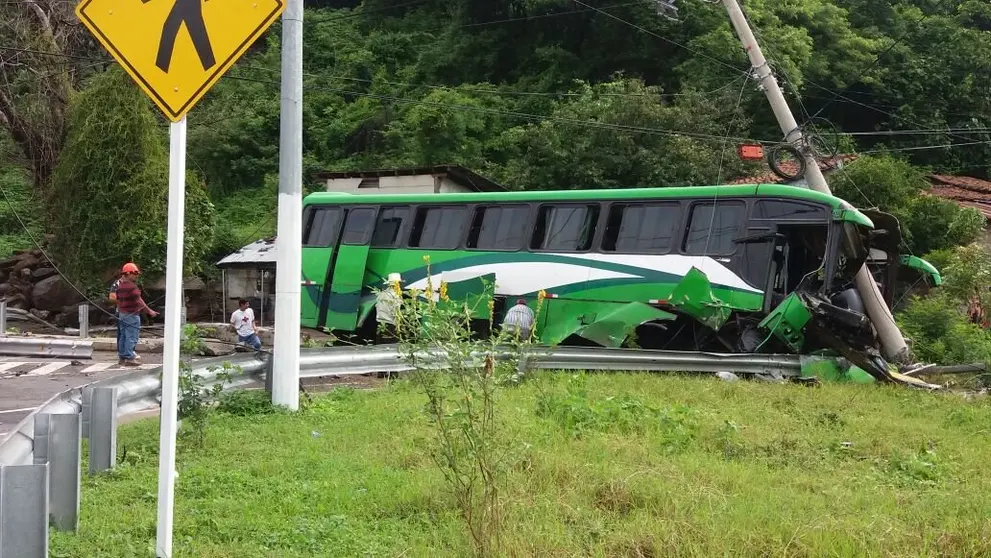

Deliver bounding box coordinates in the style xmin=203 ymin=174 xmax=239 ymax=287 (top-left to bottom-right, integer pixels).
xmin=154 ymin=118 xmax=186 ymax=558
xmin=74 ymin=0 xmax=286 ymax=554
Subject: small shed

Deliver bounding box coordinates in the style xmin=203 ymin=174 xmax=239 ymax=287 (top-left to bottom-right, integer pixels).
xmin=216 ymin=238 xmax=277 ymax=326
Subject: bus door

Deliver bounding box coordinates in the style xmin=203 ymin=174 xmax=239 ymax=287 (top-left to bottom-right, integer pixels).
xmin=301 ymin=206 xmax=344 ymax=327
xmin=320 ymin=207 xmax=377 ymax=331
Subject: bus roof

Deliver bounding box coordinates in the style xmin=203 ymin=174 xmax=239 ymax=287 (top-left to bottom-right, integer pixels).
xmin=304 ymin=184 xmax=874 ymax=227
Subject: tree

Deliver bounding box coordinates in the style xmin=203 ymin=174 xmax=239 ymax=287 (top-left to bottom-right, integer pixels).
xmin=0 ymin=0 xmax=103 ymax=189
xmin=491 ymin=78 xmax=754 ymax=190
xmin=49 ymin=68 xmax=215 ymax=288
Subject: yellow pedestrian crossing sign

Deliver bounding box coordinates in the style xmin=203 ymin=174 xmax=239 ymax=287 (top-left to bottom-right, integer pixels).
xmin=76 ymin=0 xmax=285 ymax=121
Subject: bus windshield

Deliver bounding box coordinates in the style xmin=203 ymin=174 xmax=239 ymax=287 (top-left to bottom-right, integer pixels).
xmin=836 ymin=222 xmax=869 ymax=284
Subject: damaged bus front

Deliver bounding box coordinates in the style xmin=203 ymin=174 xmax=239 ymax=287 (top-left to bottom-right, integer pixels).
xmin=752 ymin=206 xmax=940 ymax=384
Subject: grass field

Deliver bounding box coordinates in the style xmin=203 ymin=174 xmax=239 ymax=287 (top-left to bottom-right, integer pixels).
xmin=50 ymin=373 xmax=991 ymax=557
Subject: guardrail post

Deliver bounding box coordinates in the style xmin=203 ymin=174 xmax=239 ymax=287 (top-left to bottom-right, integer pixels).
xmin=0 ymin=300 xmax=6 ymax=337
xmin=33 ymin=413 xmax=81 ymax=532
xmin=78 ymin=305 xmax=89 ymax=339
xmin=264 ymin=355 xmax=274 ymax=394
xmin=81 ymin=388 xmax=92 ymax=440
xmin=88 ymin=387 xmax=118 ymax=474
xmin=0 ymin=463 xmax=49 ymax=557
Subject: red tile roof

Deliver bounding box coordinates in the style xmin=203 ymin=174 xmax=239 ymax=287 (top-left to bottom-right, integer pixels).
xmin=727 ymin=154 xmax=860 ymax=185
xmin=930 ymin=174 xmax=991 ymax=194
xmin=928 ymin=176 xmax=991 ymax=220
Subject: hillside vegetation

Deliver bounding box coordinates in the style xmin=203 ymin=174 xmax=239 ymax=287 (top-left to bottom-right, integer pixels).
xmin=0 ymin=0 xmax=989 ymax=351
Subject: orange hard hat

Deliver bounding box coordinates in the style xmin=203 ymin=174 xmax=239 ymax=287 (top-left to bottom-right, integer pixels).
xmin=121 ymin=262 xmax=140 ymax=274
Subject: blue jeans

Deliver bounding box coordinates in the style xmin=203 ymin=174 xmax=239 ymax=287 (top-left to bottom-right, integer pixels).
xmin=238 ymin=333 xmax=262 ymax=350
xmin=118 ymin=312 xmax=141 ymax=360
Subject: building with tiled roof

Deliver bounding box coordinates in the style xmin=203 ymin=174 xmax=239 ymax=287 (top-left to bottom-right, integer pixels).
xmin=726 ymin=154 xmax=860 ymax=186
xmin=928 ymin=174 xmax=991 ymax=220
xmin=729 ymin=154 xmax=991 ymax=224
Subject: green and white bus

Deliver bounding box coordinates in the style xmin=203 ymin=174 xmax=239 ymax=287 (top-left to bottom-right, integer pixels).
xmin=298 ymin=183 xmax=938 ymax=376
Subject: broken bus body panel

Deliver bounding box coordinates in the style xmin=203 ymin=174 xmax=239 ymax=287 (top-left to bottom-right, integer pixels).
xmin=298 ymin=185 xmax=941 ymax=386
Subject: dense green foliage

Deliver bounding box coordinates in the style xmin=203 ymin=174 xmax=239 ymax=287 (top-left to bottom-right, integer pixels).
xmin=897 ymin=244 xmax=991 ymax=370
xmin=0 ymin=164 xmax=40 ymax=259
xmin=48 ymin=68 xmax=215 ymax=287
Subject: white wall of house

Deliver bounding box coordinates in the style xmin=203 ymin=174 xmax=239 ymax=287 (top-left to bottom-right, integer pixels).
xmin=324 ymin=174 xmax=475 ymax=194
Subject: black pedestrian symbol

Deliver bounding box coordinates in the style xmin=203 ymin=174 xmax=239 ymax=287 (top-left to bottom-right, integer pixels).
xmin=142 ymin=0 xmax=216 ymax=73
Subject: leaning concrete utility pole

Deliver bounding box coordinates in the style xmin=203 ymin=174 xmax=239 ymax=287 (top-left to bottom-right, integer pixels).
xmin=272 ymin=0 xmax=303 ymax=409
xmin=721 ymin=0 xmax=910 ymax=364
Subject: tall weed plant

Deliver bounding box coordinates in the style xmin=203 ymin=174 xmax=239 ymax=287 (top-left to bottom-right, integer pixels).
xmin=386 ymin=257 xmax=543 ymax=558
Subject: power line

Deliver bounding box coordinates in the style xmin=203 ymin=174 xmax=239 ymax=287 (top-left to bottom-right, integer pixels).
xmin=241 ymin=62 xmax=742 ymax=99
xmin=808 ymin=0 xmax=953 ymax=120
xmin=315 ymin=0 xmax=428 ymax=23
xmin=844 ymin=128 xmax=991 ymax=137
xmin=228 ymin=72 xmax=770 ymax=145
xmin=459 ymin=0 xmax=651 ymax=28
xmin=858 ymin=139 xmax=991 ymax=155
xmin=0 ymin=46 xmax=100 ymax=61
xmin=570 ymin=0 xmax=750 ymax=78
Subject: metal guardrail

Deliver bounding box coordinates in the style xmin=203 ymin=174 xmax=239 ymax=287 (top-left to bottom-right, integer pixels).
xmin=0 ymin=336 xmax=94 ymax=359
xmin=0 ymin=345 xmax=801 ymax=466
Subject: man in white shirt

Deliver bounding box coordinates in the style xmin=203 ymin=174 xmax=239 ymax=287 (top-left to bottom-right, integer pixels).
xmin=230 ymin=298 xmax=262 ymax=350
xmin=502 ymin=298 xmax=534 ymax=340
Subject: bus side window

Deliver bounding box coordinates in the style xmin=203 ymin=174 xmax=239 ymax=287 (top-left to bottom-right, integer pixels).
xmin=372 ymin=206 xmax=410 ymax=247
xmin=602 ymin=203 xmax=679 ymax=253
xmin=341 ymin=208 xmax=376 ymax=245
xmin=303 ymin=207 xmax=343 ymax=247
xmin=409 ymin=207 xmax=469 ymax=249
xmin=531 ymin=204 xmax=599 ymax=251
xmin=683 ymin=201 xmax=745 ymax=256
xmin=467 ymin=205 xmax=530 ymax=251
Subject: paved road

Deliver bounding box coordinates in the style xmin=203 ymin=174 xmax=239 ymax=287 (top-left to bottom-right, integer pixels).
xmin=0 ymin=353 xmax=163 ymax=438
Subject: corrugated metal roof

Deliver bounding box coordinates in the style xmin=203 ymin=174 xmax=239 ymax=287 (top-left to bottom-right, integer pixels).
xmin=217 ymin=238 xmax=277 ymax=267
xmin=930 ymin=174 xmax=991 ymax=194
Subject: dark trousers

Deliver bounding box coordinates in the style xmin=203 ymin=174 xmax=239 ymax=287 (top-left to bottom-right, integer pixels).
xmin=376 ymin=322 xmax=397 ymax=345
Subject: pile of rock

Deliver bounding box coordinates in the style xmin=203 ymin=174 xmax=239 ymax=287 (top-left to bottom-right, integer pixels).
xmin=0 ymin=243 xmax=108 ymax=328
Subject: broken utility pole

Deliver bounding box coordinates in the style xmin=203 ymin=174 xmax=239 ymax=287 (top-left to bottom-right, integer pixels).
xmin=720 ymin=0 xmax=911 ymax=365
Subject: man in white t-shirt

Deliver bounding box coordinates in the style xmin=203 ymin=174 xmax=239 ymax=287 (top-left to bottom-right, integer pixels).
xmin=230 ymin=298 xmax=261 ymax=350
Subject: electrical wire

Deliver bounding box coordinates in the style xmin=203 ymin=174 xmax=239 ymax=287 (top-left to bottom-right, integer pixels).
xmin=570 ymin=0 xmax=751 ymax=78
xmin=844 ymin=128 xmax=991 ymax=137
xmin=459 ymin=0 xmax=651 ymax=28
xmin=240 ymin=62 xmax=745 ymax=100
xmin=227 ymin=73 xmax=772 ymax=146
xmin=857 ymin=140 xmax=991 ymax=154
xmin=807 ymin=0 xmax=953 ymax=121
